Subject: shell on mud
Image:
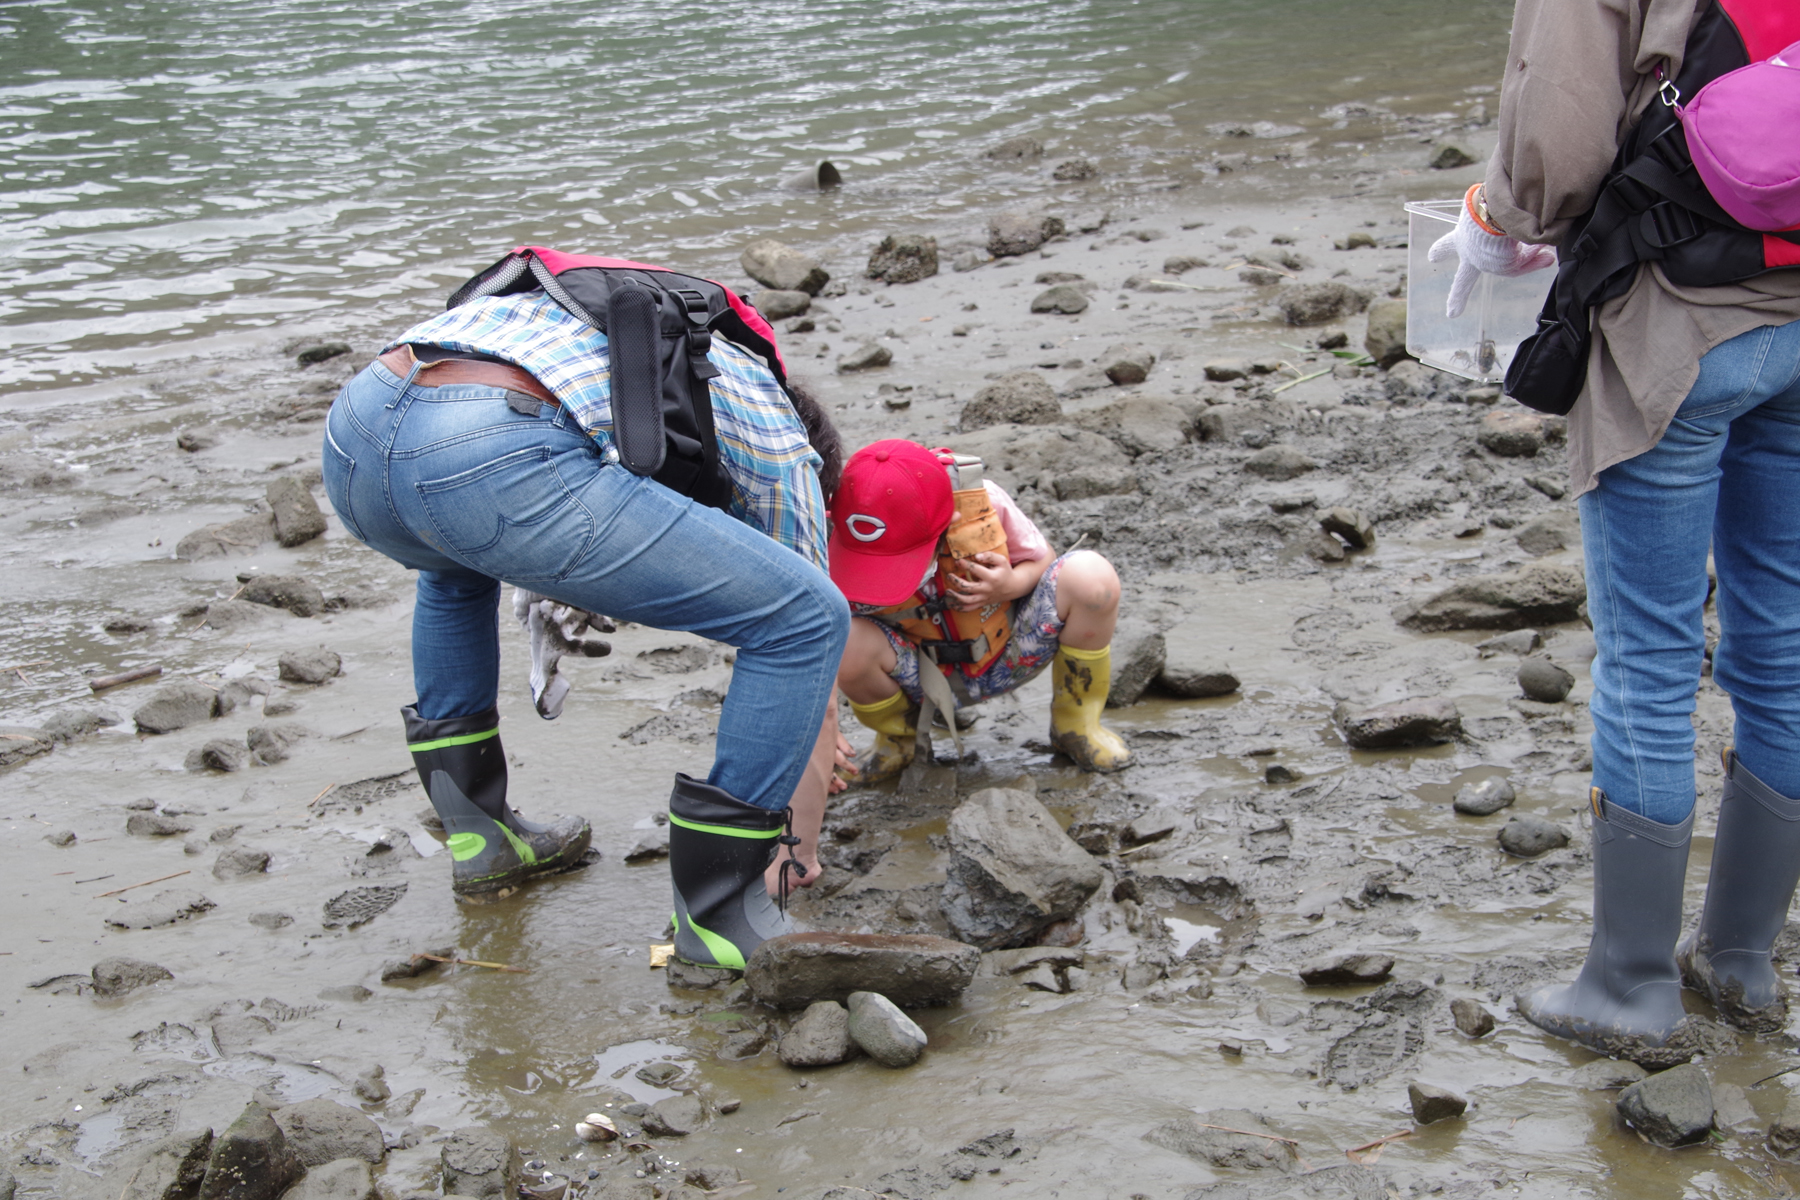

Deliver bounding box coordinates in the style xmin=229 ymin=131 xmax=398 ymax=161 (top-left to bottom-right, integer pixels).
xmin=575 ymin=1113 xmax=618 ymax=1142
xmin=321 ymin=883 xmax=408 ymax=929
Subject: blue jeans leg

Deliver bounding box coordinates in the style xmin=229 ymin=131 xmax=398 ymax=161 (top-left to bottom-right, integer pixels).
xmin=412 ymin=569 xmax=502 ymax=722
xmin=1581 ymin=322 xmax=1800 ymax=821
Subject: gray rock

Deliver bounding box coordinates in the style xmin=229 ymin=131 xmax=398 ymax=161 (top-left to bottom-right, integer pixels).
xmin=940 ymin=787 xmax=1104 ymax=949
xmin=1299 ymin=952 xmax=1395 ymax=986
xmin=107 ymin=1129 xmax=213 ymax=1200
xmin=199 ymin=1102 xmax=305 ymax=1200
xmin=949 ymin=423 xmax=1135 ymax=500
xmin=178 ymin=428 xmax=221 ymax=453
xmin=1104 ymin=623 xmax=1166 ymax=708
xmin=188 ymin=739 xmax=249 ymax=773
xmin=1499 ymin=814 xmax=1570 ymax=858
xmin=745 ymin=932 xmax=980 ymax=1008
xmin=200 ymin=599 xmax=278 ymax=633
xmin=1320 ymin=507 xmax=1375 ymax=550
xmin=242 ymin=573 xmax=327 ymax=618
xmin=176 ymin=512 xmax=277 ymax=562
xmin=1305 ymin=531 xmax=1347 ymax=563
xmin=218 ymin=677 xmax=272 ymax=713
xmin=740 ymin=239 xmax=828 ymax=295
xmin=280 ymin=1159 xmax=375 ymax=1200
xmin=1336 ymin=231 xmax=1378 ymax=250
xmin=1337 ymin=696 xmax=1462 ymax=749
xmin=295 ymin=342 xmax=351 ymax=367
xmin=866 ymin=234 xmax=939 ymax=284
xmin=0 ymin=725 xmax=53 ymax=769
xmin=1572 ymin=1059 xmax=1648 ymax=1090
xmin=643 ymin=1095 xmax=704 ymax=1137
xmin=1145 ymin=1109 xmax=1299 ymax=1172
xmin=273 ymin=1100 xmax=384 ymax=1167
xmin=624 ymin=824 xmax=670 ymax=862
xmin=41 ymin=707 xmax=118 ymax=742
xmin=93 ymin=957 xmax=173 ymax=997
xmin=1071 ymin=396 xmax=1193 ymax=457
xmin=247 ymin=723 xmax=299 ymax=765
xmin=952 ymin=250 xmax=987 ymax=272
xmin=1518 ymin=657 xmax=1575 ymax=703
xmin=1430 ymin=142 xmax=1476 ymax=170
xmin=845 ymin=991 xmax=927 ymax=1067
xmin=1243 ymin=445 xmax=1315 ymax=481
xmin=1516 ymin=511 xmax=1579 ymax=556
xmin=1408 ymin=1082 xmax=1467 ymax=1124
xmin=1768 ymin=1095 xmax=1800 ymax=1159
xmin=1476 ymin=629 xmax=1542 ymax=657
xmin=214 ymin=846 xmax=271 ymax=879
xmin=1397 ymin=563 xmax=1587 ymax=632
xmin=440 ymin=1127 xmax=521 ymax=1200
xmin=1453 ymin=777 xmax=1516 ymax=816
xmin=960 ymin=372 xmax=1062 ymax=431
xmin=1157 ymin=659 xmax=1240 ymax=699
xmin=1712 ymin=1081 xmax=1758 ymax=1132
xmin=1203 ymin=359 xmax=1248 ymax=382
xmin=1276 ymin=282 xmax=1372 ymax=326
xmin=984 ymin=135 xmax=1044 ymax=161
xmin=1363 ymin=299 xmax=1409 ymax=368
xmin=45 ymin=828 xmax=77 ymax=847
xmin=1163 ymin=255 xmax=1208 ymax=274
xmin=836 ymin=342 xmax=892 ymax=373
xmin=134 ymin=682 xmax=220 ymax=734
xmin=750 ymin=289 xmax=810 ymax=320
xmin=1197 ymin=400 xmax=1295 ymax=444
xmin=1477 ymin=410 xmax=1546 ymax=457
xmin=128 ymin=811 xmax=195 ymax=837
xmin=1450 ymin=997 xmax=1495 ymax=1037
xmin=778 ymin=1000 xmax=858 ymax=1067
xmin=278 ymin=648 xmax=342 ymax=684
xmin=1239 ymin=266 xmax=1286 ymax=286
xmin=106 ymin=889 xmax=215 ymax=930
xmin=988 ymin=210 xmax=1065 ymax=257
xmin=1052 ymin=158 xmax=1097 ymax=181
xmin=1100 ymin=344 xmax=1156 ymax=386
xmin=266 ymin=478 xmax=327 ymax=548
xmin=1030 ymin=283 xmax=1089 ymax=315
xmin=1617 ymin=1063 xmax=1713 ymax=1147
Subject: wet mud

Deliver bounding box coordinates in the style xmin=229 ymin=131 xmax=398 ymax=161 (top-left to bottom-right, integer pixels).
xmin=5 ymin=166 xmax=1798 ymax=1200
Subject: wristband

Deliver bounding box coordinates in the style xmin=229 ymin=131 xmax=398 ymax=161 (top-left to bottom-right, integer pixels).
xmin=1465 ymin=183 xmax=1505 ymax=236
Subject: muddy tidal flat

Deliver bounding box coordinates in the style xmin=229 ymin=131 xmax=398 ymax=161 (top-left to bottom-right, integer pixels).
xmin=3 ymin=157 xmax=1794 ymax=1200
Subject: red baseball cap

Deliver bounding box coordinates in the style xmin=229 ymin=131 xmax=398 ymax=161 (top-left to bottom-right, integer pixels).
xmin=828 ymin=439 xmax=954 ymax=605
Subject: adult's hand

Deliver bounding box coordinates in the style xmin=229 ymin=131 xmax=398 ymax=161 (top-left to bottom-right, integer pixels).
xmin=1428 ymin=185 xmax=1557 ymax=318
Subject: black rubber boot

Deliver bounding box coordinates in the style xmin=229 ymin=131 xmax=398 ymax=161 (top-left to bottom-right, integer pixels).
xmin=668 ymin=773 xmax=792 ymax=970
xmin=403 ymin=705 xmax=591 ymax=900
xmin=1678 ymin=749 xmax=1800 ymax=1034
xmin=1516 ymin=788 xmax=1706 ymax=1067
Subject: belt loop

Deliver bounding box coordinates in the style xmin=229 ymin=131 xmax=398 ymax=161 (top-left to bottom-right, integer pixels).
xmin=386 ymin=346 xmax=428 ymax=411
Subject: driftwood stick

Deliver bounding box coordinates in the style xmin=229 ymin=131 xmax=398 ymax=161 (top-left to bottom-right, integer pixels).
xmin=411 ymin=953 xmax=528 ymax=974
xmin=94 ymin=869 xmax=189 ymax=899
xmin=89 ymin=665 xmax=163 ymax=692
xmin=1191 ymin=1123 xmax=1301 ymax=1146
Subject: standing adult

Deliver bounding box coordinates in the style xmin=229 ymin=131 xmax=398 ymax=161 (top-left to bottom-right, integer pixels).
xmin=1434 ymin=0 xmax=1800 ymax=1063
xmin=322 ymin=249 xmax=848 ymax=972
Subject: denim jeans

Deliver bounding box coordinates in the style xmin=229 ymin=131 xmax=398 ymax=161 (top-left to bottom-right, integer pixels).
xmin=322 ymin=359 xmax=848 ymax=810
xmin=1582 ymin=320 xmax=1800 ymax=822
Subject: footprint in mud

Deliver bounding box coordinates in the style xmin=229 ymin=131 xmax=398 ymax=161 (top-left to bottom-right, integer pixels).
xmin=1320 ymin=1011 xmax=1426 ymax=1090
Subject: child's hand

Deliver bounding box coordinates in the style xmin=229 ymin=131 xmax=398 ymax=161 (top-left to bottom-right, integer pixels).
xmin=945 ymin=551 xmax=1030 ymax=610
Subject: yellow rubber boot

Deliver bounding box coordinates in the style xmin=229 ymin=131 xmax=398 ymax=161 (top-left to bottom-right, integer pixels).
xmin=1049 ymin=644 xmax=1132 ymax=773
xmin=849 ymin=690 xmax=918 ymax=783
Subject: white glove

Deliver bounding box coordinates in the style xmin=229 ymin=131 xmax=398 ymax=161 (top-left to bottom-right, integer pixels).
xmin=1427 ymin=190 xmax=1557 ymax=318
xmin=510 ymin=589 xmax=614 ymax=720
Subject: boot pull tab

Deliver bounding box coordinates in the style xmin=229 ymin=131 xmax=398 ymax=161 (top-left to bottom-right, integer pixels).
xmin=776 ymin=807 xmax=807 ymax=914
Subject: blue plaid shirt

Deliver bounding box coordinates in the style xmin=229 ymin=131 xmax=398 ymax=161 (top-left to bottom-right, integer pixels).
xmin=388 ymin=292 xmax=828 ymax=569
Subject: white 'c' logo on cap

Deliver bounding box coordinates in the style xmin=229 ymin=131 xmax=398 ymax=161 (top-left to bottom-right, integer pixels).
xmin=846 ymin=514 xmax=886 ymax=542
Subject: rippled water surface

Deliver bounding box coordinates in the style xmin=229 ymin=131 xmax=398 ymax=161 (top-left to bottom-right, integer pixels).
xmin=1 ymin=0 xmax=1511 ymax=388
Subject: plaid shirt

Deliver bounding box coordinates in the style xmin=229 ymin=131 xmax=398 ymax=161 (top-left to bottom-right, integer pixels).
xmin=388 ymin=292 xmax=828 ymax=568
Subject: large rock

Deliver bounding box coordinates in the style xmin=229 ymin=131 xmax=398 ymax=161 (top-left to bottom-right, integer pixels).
xmin=0 ymin=724 xmax=56 ymax=768
xmin=106 ymin=889 xmax=214 ymax=930
xmin=1769 ymin=1095 xmax=1800 ymax=1160
xmin=92 ymin=957 xmax=173 ymax=997
xmin=199 ymin=1102 xmax=305 ymax=1200
xmin=1364 ymin=298 xmax=1409 ymax=367
xmin=1320 ymin=507 xmax=1375 ymax=550
xmin=1451 ymin=998 xmax=1496 ymax=1037
xmin=188 ymin=739 xmax=249 ymax=773
xmin=278 ymin=648 xmax=342 ymax=684
xmin=940 ymin=787 xmax=1104 ymax=948
xmin=1299 ymin=952 xmax=1395 ymax=986
xmin=1072 ymin=396 xmax=1193 ymax=457
xmin=271 ymin=1099 xmax=383 ymax=1167
xmin=239 ymin=574 xmax=324 ymax=618
xmin=1336 ymin=697 xmax=1462 ymax=749
xmin=108 ymin=1129 xmax=213 ymax=1200
xmin=745 ymin=932 xmax=980 ymax=1009
xmin=948 ymin=424 xmax=1136 ymax=501
xmin=134 ymin=682 xmax=220 ymax=734
xmin=1197 ymin=399 xmax=1296 ymax=444
xmin=777 ymin=1000 xmax=858 ymax=1066
xmin=739 ymin=239 xmax=828 ymax=295
xmin=836 ymin=343 xmax=892 ymax=373
xmin=1243 ymin=445 xmax=1315 ymax=481
xmin=1030 ymin=283 xmax=1089 ymax=315
xmin=127 ymin=811 xmax=194 ymax=837
xmin=1477 ymin=410 xmax=1546 ymax=457
xmin=1408 ymin=1082 xmax=1468 ymax=1124
xmin=1617 ymin=1064 xmax=1714 ymax=1147
xmin=1453 ymin=776 xmax=1516 ymax=816
xmin=1498 ymin=814 xmax=1570 ymax=858
xmin=1276 ymin=282 xmax=1372 ymax=326
xmin=960 ymin=373 xmax=1062 ymax=431
xmin=1106 ymin=623 xmax=1166 ymax=707
xmin=642 ymin=1096 xmax=705 ymax=1138
xmin=987 ymin=211 xmax=1065 ymax=258
xmin=866 ymin=234 xmax=938 ymax=284
xmin=845 ymin=991 xmax=927 ymax=1067
xmin=750 ymin=289 xmax=810 ymax=320
xmin=440 ymin=1128 xmax=520 ymax=1200
xmin=175 ymin=512 xmax=276 ymax=561
xmin=1144 ymin=1109 xmax=1299 ymax=1172
xmin=1156 ymin=659 xmax=1240 ymax=699
xmin=1397 ymin=563 xmax=1587 ymax=632
xmin=266 ymin=478 xmax=327 ymax=548
xmin=1516 ymin=510 xmax=1579 ymax=556
xmin=1518 ymin=657 xmax=1575 ymax=703
xmin=1099 ymin=344 xmax=1156 ymax=386
xmin=279 ymin=1160 xmax=376 ymax=1200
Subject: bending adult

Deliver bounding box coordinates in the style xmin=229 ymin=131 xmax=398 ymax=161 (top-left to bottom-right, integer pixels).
xmin=322 ymin=253 xmax=848 ymax=973
xmin=1437 ymin=0 xmax=1800 ymax=1064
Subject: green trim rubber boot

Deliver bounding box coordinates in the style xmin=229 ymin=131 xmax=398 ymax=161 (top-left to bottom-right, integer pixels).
xmin=668 ymin=773 xmax=791 ymax=970
xmin=848 ymin=690 xmax=918 ymax=783
xmin=1516 ymin=788 xmax=1704 ymax=1067
xmin=1677 ymin=749 xmax=1800 ymax=1033
xmin=403 ymin=705 xmax=590 ymax=899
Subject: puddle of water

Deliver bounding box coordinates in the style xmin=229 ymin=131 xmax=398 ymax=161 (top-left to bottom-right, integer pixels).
xmin=585 ymin=1039 xmax=691 ymax=1104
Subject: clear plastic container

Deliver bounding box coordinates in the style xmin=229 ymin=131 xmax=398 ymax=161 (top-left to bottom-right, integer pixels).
xmin=1404 ymin=199 xmax=1550 ymax=383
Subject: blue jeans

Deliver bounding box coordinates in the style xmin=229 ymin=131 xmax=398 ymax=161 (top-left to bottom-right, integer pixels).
xmin=322 ymin=359 xmax=848 ymax=810
xmin=1582 ymin=321 xmax=1800 ymax=822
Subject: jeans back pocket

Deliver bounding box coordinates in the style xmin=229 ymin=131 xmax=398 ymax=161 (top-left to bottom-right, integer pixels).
xmin=415 ymin=445 xmax=596 ymax=584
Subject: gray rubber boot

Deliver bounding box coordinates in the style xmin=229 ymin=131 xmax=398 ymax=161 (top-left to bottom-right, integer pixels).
xmin=1516 ymin=788 xmax=1706 ymax=1067
xmin=1678 ymin=749 xmax=1800 ymax=1034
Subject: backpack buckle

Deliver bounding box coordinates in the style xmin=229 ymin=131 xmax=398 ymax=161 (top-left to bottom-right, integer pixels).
xmin=1641 ymin=202 xmax=1701 ymax=250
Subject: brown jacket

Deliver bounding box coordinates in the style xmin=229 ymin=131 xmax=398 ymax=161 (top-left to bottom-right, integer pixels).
xmin=1484 ymin=0 xmax=1800 ymax=495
